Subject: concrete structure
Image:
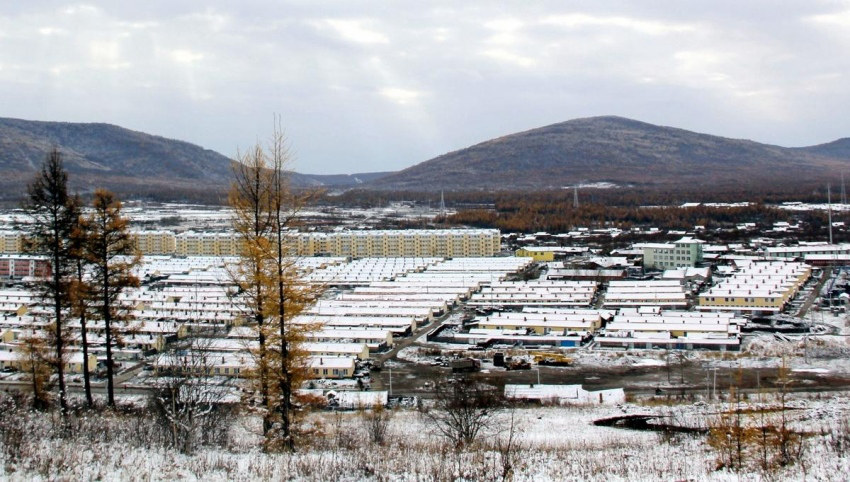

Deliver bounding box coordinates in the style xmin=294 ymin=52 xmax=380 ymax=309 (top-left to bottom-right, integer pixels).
xmin=637 ymin=237 xmax=704 ymax=270
xmin=0 ymin=231 xmax=24 ymax=254
xmin=132 ymin=231 xmax=177 ymax=255
xmin=128 ymin=229 xmax=502 ymax=258
xmin=0 ymin=256 xmax=52 ymax=279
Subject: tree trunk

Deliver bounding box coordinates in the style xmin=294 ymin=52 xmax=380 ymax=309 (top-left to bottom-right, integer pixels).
xmin=104 ymin=263 xmax=115 ymax=408
xmin=81 ymin=311 xmax=93 ymax=408
xmin=53 ymin=235 xmax=68 ymax=418
xmin=77 ymin=261 xmax=93 ymax=408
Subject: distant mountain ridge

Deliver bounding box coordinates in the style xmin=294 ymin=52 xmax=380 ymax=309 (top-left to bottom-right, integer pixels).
xmin=368 ymin=116 xmax=850 ymax=191
xmin=1 ymin=116 xmax=848 ymax=200
xmin=0 ymin=117 xmax=390 ymax=201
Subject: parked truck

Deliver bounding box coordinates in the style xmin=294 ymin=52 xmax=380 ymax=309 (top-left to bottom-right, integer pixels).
xmin=451 ymin=358 xmax=481 ymax=373
xmin=533 ymin=352 xmax=573 ymax=367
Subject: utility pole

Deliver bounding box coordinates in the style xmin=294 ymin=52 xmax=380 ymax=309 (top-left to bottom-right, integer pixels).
xmin=712 ymin=368 xmax=717 ymax=400
xmin=388 ymin=367 xmax=393 ymax=397
xmin=573 ymin=186 xmax=579 ymax=209
xmin=828 ymin=183 xmax=834 ymax=245
xmin=806 ymin=305 xmax=813 ymax=365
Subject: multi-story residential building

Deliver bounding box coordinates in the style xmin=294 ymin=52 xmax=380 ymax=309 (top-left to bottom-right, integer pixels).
xmin=637 ymin=237 xmax=704 ymax=270
xmin=132 ymin=230 xmax=177 ymax=255
xmin=8 ymin=229 xmax=501 ymax=258
xmin=0 ymin=231 xmax=23 ymax=254
xmin=0 ymin=256 xmax=52 ymax=279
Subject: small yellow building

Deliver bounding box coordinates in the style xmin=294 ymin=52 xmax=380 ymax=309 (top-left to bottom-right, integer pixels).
xmin=515 ymin=247 xmax=555 ymax=262
xmin=309 ymin=356 xmax=356 ymax=379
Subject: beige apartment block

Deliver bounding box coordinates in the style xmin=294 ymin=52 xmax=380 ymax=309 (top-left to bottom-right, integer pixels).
xmin=123 ymin=229 xmax=501 ymax=258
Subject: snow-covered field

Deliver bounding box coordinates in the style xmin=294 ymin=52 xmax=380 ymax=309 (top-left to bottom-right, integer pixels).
xmin=3 ymin=391 xmax=850 ymax=481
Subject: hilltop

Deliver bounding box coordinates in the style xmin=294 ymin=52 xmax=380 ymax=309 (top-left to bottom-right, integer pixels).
xmin=369 ymin=116 xmax=849 ymax=191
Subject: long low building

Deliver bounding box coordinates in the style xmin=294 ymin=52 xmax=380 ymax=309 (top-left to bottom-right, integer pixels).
xmin=764 ymin=243 xmax=850 ymax=259
xmin=474 ymin=309 xmax=609 ymax=335
xmin=0 ymin=347 xmax=97 ymax=374
xmin=307 ymin=329 xmax=393 ymax=350
xmin=505 ymin=384 xmax=625 ymax=405
xmin=154 ymin=353 xmax=356 ymax=379
xmin=448 ymin=308 xmax=613 ymax=347
xmin=189 ymin=337 xmax=370 ymax=360
xmin=697 ymin=260 xmax=811 ymax=314
xmin=596 ymin=309 xmax=743 ymax=350
xmin=468 ymin=280 xmax=597 ymax=307
xmin=603 ymin=280 xmax=688 ymax=309
xmin=293 ymin=315 xmax=418 ymax=336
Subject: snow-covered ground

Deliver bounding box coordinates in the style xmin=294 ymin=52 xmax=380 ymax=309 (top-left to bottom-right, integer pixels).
xmin=3 ymin=392 xmax=850 ymax=481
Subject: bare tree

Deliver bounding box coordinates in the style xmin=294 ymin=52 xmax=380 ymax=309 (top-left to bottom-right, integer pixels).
xmin=152 ymin=338 xmax=230 ymax=454
xmin=22 ymin=148 xmax=81 ymax=417
xmin=421 ymin=375 xmax=504 ymax=448
xmin=493 ymin=406 xmax=525 ymax=482
xmin=83 ymin=189 xmax=140 ymax=408
xmin=361 ymin=402 xmax=394 ymax=445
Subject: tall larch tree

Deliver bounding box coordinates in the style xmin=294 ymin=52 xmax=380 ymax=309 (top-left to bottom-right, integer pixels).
xmin=84 ymin=189 xmax=140 ymax=408
xmin=22 ymin=148 xmax=80 ymax=417
xmin=230 ymin=143 xmax=276 ymax=439
xmin=267 ymin=122 xmax=320 ymax=451
xmin=230 ymin=120 xmax=319 ymax=451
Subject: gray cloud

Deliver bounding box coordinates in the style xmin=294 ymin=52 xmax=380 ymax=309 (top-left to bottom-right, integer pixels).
xmin=1 ymin=1 xmax=849 ymax=174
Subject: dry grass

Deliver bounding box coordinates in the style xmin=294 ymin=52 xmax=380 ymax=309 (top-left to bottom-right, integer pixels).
xmin=1 ymin=392 xmax=849 ymax=481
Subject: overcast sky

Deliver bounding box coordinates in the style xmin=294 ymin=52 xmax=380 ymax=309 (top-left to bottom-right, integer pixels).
xmin=2 ymin=1 xmax=850 ymax=174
